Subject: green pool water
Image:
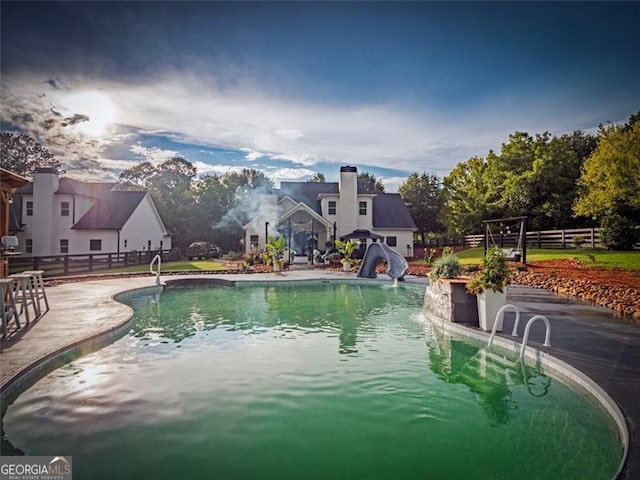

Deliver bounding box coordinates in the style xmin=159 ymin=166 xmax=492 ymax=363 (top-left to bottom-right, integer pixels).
xmin=2 ymin=282 xmax=622 ymax=479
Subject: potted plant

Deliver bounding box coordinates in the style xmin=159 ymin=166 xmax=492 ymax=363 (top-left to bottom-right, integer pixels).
xmin=335 ymin=239 xmax=360 ymax=272
xmin=466 ymin=247 xmax=512 ymax=331
xmin=265 ymin=235 xmax=287 ymax=273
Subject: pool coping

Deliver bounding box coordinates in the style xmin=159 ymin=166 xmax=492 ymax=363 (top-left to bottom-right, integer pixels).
xmin=0 ymin=273 xmax=633 ymax=478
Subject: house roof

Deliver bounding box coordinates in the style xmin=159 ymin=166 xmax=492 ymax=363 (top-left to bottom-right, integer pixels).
xmin=372 ymin=194 xmax=416 ymax=229
xmin=16 ymin=177 xmax=116 ymax=197
xmin=279 ymin=182 xmax=338 ymax=214
xmin=278 ymin=182 xmax=415 ymax=230
xmin=72 ymin=191 xmax=148 ymax=230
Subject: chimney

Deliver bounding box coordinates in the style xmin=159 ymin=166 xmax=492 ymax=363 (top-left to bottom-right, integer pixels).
xmin=32 ymin=167 xmax=60 ymax=256
xmin=338 ymin=166 xmax=358 ymax=237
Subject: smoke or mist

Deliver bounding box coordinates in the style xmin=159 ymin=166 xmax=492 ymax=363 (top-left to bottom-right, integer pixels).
xmin=212 ymin=187 xmax=279 ymax=235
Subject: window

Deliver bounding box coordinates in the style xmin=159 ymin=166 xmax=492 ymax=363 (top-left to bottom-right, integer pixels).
xmin=359 ymin=201 xmax=367 ymax=215
xmin=26 ymin=238 xmax=33 ymax=254
xmin=60 ymin=239 xmax=69 ymax=254
xmin=124 ymin=239 xmax=128 ymax=248
xmin=386 ymin=236 xmax=397 ymax=247
xmin=250 ymin=235 xmax=259 ymax=248
xmin=89 ymin=239 xmax=102 ymax=251
xmin=328 ymin=201 xmax=337 ymax=215
xmin=26 ymin=201 xmax=33 ymax=216
xmin=61 ymin=201 xmax=70 ymax=216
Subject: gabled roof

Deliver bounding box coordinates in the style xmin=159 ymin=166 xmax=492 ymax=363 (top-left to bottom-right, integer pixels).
xmin=279 ymin=182 xmax=338 ymax=214
xmin=72 ymin=191 xmax=148 ymax=230
xmin=16 ymin=177 xmax=116 ymax=197
xmin=277 ymin=182 xmax=415 ymax=230
xmin=372 ymin=194 xmax=416 ymax=229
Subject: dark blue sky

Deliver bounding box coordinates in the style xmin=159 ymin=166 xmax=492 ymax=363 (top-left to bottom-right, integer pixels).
xmin=1 ymin=1 xmax=638 ymax=187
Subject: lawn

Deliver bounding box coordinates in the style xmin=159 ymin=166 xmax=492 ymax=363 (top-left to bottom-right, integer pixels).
xmin=108 ymin=259 xmax=229 ymax=273
xmin=415 ymin=247 xmax=640 ymax=271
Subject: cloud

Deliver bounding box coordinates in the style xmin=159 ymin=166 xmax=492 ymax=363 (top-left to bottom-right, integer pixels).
xmin=275 ymin=129 xmax=304 ymax=140
xmin=2 ymin=70 xmax=633 ymax=185
xmin=240 ymin=148 xmax=265 ymax=161
xmin=130 ymin=144 xmax=180 ymax=164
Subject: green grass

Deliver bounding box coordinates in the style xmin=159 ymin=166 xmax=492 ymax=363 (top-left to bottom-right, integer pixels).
xmin=413 ymin=247 xmax=640 ymax=271
xmin=108 ymin=259 xmax=229 ymax=273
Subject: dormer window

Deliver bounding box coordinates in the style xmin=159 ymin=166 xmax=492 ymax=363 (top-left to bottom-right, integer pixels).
xmin=328 ymin=201 xmax=336 ymax=215
xmin=359 ymin=201 xmax=367 ymax=215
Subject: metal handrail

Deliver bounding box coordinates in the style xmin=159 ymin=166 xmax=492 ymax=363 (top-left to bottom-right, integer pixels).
xmin=150 ymin=254 xmax=162 ymax=286
xmin=519 ymin=315 xmax=552 ymax=360
xmin=487 ymin=304 xmax=521 ymax=349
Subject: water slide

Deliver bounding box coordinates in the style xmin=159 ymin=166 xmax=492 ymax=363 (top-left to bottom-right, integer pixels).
xmin=357 ymin=242 xmax=408 ymax=280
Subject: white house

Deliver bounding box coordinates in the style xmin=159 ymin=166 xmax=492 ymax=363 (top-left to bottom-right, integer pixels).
xmin=244 ymin=166 xmax=416 ymax=257
xmin=11 ymin=168 xmax=171 ymax=256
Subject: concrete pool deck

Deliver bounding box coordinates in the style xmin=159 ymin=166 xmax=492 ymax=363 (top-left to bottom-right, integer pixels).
xmin=0 ymin=271 xmax=638 ymax=479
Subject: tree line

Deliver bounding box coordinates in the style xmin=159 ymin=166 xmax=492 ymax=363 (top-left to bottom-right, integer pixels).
xmin=398 ymin=111 xmax=640 ymax=250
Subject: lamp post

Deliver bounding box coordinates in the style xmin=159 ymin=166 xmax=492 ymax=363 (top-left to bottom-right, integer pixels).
xmin=333 ymin=222 xmax=337 ymax=248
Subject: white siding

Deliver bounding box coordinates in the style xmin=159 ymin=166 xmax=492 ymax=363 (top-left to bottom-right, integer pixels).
xmin=120 ymin=194 xmax=171 ymax=252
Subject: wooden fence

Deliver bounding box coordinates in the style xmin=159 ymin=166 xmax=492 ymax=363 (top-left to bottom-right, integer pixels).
xmin=428 ymin=227 xmax=640 ymax=250
xmin=7 ymin=250 xmax=173 ymax=278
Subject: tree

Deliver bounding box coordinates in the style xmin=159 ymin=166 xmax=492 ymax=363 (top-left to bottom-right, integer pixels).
xmin=357 ymin=172 xmax=385 ymax=193
xmin=445 ymin=130 xmax=597 ymax=232
xmin=192 ymin=173 xmax=237 ymax=251
xmin=442 ymin=157 xmax=493 ymax=234
xmin=307 ymin=172 xmax=326 ymax=182
xmin=223 ymin=168 xmax=274 ymax=194
xmin=574 ymin=117 xmax=640 ymax=249
xmin=117 ymin=161 xmax=157 ymax=190
xmin=398 ymin=172 xmax=445 ymax=246
xmin=118 ymin=157 xmax=198 ymax=249
xmin=0 ymin=132 xmax=58 ymax=177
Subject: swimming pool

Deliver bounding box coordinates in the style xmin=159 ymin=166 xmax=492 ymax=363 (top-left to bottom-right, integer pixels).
xmin=2 ymin=282 xmax=623 ymax=479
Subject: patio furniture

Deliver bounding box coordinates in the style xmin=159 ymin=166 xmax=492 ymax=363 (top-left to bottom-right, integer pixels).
xmin=9 ymin=273 xmax=40 ymax=325
xmin=0 ymin=278 xmax=20 ymax=339
xmin=23 ymin=270 xmax=49 ymax=315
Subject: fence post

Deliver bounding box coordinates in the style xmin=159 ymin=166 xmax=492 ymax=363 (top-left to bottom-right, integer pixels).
xmin=591 ymin=228 xmax=595 ymax=249
xmin=33 ymin=256 xmax=40 ymax=270
xmin=64 ymin=256 xmax=69 ymax=275
xmin=108 ymin=253 xmax=112 ymax=269
xmin=537 ymin=231 xmax=541 ymax=249
xmin=561 ymin=230 xmax=566 ymax=249
xmin=88 ymin=254 xmax=93 ymax=272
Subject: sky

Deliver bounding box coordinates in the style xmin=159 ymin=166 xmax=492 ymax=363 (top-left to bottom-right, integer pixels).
xmin=1 ymin=1 xmax=639 ymax=192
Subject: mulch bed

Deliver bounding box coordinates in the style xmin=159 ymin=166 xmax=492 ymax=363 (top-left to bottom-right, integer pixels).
xmin=407 ymin=258 xmax=640 ymax=323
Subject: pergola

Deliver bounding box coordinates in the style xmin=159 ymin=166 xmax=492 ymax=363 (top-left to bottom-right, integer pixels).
xmin=1 ymin=168 xmax=30 ymax=277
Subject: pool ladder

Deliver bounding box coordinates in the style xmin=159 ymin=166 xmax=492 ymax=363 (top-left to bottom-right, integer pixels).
xmin=487 ymin=304 xmax=551 ymax=360
xmin=150 ymin=254 xmax=162 ymax=285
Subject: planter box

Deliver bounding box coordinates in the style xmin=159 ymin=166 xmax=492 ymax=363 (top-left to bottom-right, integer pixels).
xmin=424 ymin=278 xmax=479 ymax=327
xmin=477 ymin=289 xmax=508 ymax=331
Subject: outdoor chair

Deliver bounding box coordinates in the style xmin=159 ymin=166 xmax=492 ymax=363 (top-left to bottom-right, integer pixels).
xmin=0 ymin=278 xmax=20 ymax=340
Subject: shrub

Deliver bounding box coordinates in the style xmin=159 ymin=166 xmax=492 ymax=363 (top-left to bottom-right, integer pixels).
xmin=572 ymin=235 xmax=586 ymax=249
xmin=429 ymin=252 xmax=461 ymax=281
xmin=600 ymin=214 xmax=640 ymax=251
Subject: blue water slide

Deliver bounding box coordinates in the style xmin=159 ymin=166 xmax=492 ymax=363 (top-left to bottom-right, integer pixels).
xmin=357 ymin=242 xmax=408 ymax=280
